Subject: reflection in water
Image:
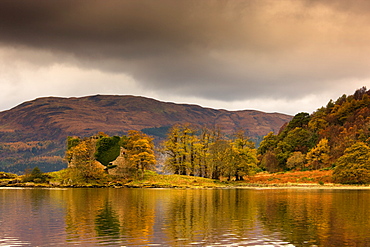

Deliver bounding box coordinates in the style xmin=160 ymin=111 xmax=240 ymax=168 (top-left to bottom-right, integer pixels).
xmin=1 ymin=188 xmax=370 ymax=246
xmin=257 ymin=189 xmax=370 ymax=246
xmin=163 ymin=189 xmax=258 ymax=245
xmin=95 ymin=201 xmax=120 ymax=241
xmin=0 ymin=188 xmax=67 ymax=246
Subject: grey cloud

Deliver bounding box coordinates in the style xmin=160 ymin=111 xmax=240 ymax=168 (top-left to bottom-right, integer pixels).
xmin=0 ymin=0 xmax=370 ymax=102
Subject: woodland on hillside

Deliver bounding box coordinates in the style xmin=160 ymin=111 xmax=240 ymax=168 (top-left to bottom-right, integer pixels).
xmin=258 ymin=87 xmax=370 ymax=183
xmin=0 ymin=140 xmax=65 ymax=174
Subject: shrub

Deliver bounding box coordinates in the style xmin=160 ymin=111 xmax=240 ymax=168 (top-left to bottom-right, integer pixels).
xmin=22 ymin=167 xmax=47 ymax=183
xmin=0 ymin=172 xmax=17 ymax=179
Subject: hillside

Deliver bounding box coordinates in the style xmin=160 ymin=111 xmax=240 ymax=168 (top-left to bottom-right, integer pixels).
xmin=258 ymin=87 xmax=370 ymax=176
xmin=0 ymin=95 xmax=292 ymax=173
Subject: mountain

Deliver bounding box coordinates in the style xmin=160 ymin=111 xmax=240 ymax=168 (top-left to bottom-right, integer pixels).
xmin=0 ymin=95 xmax=292 ymax=173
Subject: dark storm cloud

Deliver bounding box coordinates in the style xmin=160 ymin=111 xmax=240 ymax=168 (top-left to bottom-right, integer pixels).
xmin=0 ymin=0 xmax=370 ymax=102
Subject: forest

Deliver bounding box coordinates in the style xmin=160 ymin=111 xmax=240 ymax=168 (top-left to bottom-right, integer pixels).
xmin=57 ymin=87 xmax=370 ymax=184
xmin=258 ymin=86 xmax=370 ymax=183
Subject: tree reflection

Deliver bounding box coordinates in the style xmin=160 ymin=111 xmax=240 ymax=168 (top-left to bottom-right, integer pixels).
xmin=59 ymin=188 xmax=370 ymax=246
xmin=256 ymin=189 xmax=370 ymax=246
xmin=95 ymin=201 xmax=121 ymax=239
xmin=163 ymin=189 xmax=257 ymax=245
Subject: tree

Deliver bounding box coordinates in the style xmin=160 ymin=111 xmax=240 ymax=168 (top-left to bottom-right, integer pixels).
xmin=306 ymin=138 xmax=330 ymax=170
xmin=208 ymin=140 xmax=229 ymax=179
xmin=67 ymin=136 xmax=81 ymax=150
xmin=22 ymin=166 xmax=47 ymax=183
xmin=284 ymin=112 xmax=311 ymax=134
xmin=258 ymin=132 xmax=278 ymax=155
xmin=163 ymin=125 xmax=258 ymax=180
xmin=65 ymin=137 xmax=105 ymax=181
xmin=333 ymin=142 xmax=370 ymax=184
xmin=228 ymin=131 xmax=257 ymax=180
xmin=126 ymin=130 xmax=156 ymax=178
xmin=274 ymin=141 xmax=293 ymax=169
xmin=260 ymin=150 xmax=279 ymax=172
xmin=286 ymin=152 xmax=306 ymax=170
xmin=95 ymin=136 xmax=121 ymax=171
xmin=284 ymin=127 xmax=316 ymax=153
xmin=163 ymin=125 xmax=182 ymax=174
xmin=163 ymin=124 xmax=200 ymax=176
xmin=178 ymin=125 xmax=198 ymax=176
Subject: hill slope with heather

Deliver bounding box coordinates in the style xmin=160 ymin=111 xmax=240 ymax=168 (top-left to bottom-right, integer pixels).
xmin=0 ymin=95 xmax=292 ymax=173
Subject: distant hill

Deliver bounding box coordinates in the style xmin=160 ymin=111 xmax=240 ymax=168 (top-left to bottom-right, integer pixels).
xmin=0 ymin=95 xmax=292 ymax=173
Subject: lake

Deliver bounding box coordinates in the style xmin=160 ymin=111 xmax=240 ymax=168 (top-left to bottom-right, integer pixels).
xmin=1 ymin=188 xmax=370 ymax=246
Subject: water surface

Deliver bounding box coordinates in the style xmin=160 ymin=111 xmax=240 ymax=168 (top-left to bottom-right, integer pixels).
xmin=1 ymin=188 xmax=369 ymax=246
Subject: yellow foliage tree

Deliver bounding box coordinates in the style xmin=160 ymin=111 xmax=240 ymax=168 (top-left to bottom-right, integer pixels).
xmin=126 ymin=130 xmax=156 ymax=178
xmin=306 ymin=138 xmax=330 ymax=170
xmin=286 ymin=151 xmax=306 ymax=170
xmin=333 ymin=142 xmax=370 ymax=184
xmin=65 ymin=138 xmax=105 ymax=181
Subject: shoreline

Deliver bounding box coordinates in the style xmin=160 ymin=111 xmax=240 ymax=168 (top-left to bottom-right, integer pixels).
xmin=1 ymin=170 xmax=369 ymax=189
xmin=2 ymin=181 xmax=370 ymax=190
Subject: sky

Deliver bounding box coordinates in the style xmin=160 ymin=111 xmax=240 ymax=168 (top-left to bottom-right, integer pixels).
xmin=0 ymin=0 xmax=369 ymax=115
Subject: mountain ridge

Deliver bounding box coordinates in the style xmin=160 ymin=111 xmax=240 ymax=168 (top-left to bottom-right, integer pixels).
xmin=0 ymin=95 xmax=292 ymax=173
xmin=0 ymin=95 xmax=292 ymax=140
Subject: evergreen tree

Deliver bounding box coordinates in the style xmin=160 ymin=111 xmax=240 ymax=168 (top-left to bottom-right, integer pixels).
xmin=95 ymin=135 xmax=121 ymax=171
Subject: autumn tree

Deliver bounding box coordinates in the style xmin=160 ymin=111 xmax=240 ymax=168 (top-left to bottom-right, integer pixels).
xmin=258 ymin=132 xmax=278 ymax=156
xmin=257 ymin=88 xmax=370 ymax=172
xmin=163 ymin=125 xmax=258 ymax=180
xmin=126 ymin=130 xmax=156 ymax=178
xmin=286 ymin=151 xmax=306 ymax=170
xmin=163 ymin=125 xmax=182 ymax=174
xmin=65 ymin=137 xmax=105 ymax=181
xmin=333 ymin=142 xmax=370 ymax=184
xmin=208 ymin=139 xmax=229 ymax=179
xmin=260 ymin=151 xmax=279 ymax=172
xmin=179 ymin=125 xmax=198 ymax=176
xmin=306 ymin=138 xmax=330 ymax=170
xmin=163 ymin=124 xmax=200 ymax=176
xmin=228 ymin=131 xmax=258 ymax=180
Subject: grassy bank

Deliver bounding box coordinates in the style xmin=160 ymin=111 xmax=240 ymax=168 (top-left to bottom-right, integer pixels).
xmin=1 ymin=169 xmax=370 ymax=188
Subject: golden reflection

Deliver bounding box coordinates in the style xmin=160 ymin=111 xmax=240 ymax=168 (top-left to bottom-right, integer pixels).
xmin=26 ymin=188 xmax=370 ymax=246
